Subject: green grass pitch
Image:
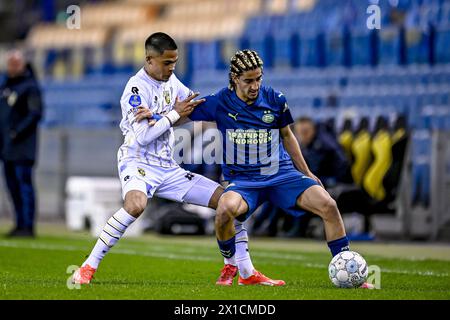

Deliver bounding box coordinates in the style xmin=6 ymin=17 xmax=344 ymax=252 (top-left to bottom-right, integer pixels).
xmin=0 ymin=222 xmax=449 ymax=300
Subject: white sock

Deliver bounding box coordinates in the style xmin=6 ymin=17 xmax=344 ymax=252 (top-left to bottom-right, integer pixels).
xmin=223 ymin=256 xmax=236 ymax=266
xmin=235 ymin=220 xmax=255 ymax=279
xmin=82 ymin=208 xmax=136 ymax=269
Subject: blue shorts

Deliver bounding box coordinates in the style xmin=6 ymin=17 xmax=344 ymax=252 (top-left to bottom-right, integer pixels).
xmin=224 ymin=170 xmax=319 ymax=221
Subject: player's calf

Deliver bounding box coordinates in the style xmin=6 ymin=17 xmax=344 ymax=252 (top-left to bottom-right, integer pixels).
xmin=298 ymin=186 xmax=346 ymax=241
xmin=76 ymin=191 xmax=146 ymax=274
xmin=215 ymin=211 xmax=235 ymax=241
xmin=215 ymin=194 xmax=242 ymax=241
xmin=215 ymin=212 xmax=237 ymax=261
xmin=78 ymin=207 xmax=137 ymax=272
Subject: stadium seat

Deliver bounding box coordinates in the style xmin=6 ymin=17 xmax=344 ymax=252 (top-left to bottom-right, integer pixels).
xmin=410 ymin=130 xmax=432 ymax=206
xmin=379 ymin=27 xmax=402 ymax=66
xmin=382 ymin=115 xmax=409 ymax=204
xmin=299 ymin=33 xmax=322 ymax=67
xmin=325 ymin=31 xmax=345 ymax=66
xmin=350 ymin=29 xmax=372 ymax=66
xmin=435 ymin=25 xmax=450 ymax=63
xmin=338 ymin=118 xmax=354 ymax=162
xmin=22 ymin=0 xmax=450 ymax=131
xmin=351 ymin=118 xmax=372 ymax=186
xmin=363 ymin=117 xmax=393 ymax=202
xmin=190 ymin=41 xmax=221 ymax=71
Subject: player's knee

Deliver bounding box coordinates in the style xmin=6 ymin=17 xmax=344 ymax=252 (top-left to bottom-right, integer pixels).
xmin=124 ymin=201 xmax=146 ymax=218
xmin=217 ymin=200 xmax=240 ymax=219
xmin=324 ymin=198 xmax=339 ymax=220
xmin=124 ymin=193 xmax=147 ymax=218
xmin=216 ymin=201 xmax=239 ymax=227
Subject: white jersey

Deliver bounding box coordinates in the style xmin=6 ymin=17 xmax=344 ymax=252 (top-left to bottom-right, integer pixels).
xmin=117 ymin=68 xmax=192 ymax=167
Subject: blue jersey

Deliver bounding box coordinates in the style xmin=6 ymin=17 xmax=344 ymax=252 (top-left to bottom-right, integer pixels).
xmin=189 ymin=86 xmax=297 ymax=185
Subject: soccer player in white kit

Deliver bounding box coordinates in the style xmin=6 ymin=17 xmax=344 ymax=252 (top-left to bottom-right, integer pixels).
xmin=72 ymin=32 xmax=223 ymax=284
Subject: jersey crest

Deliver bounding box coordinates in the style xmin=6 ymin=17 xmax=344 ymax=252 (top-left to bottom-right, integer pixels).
xmin=137 ymin=168 xmax=146 ymax=177
xmin=163 ymin=90 xmax=171 ymax=105
xmin=129 ymin=94 xmax=141 ymax=107
xmin=262 ymin=110 xmax=275 ymax=123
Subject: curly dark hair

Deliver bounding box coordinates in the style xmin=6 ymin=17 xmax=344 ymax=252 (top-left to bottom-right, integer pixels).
xmin=228 ymin=49 xmax=263 ymax=90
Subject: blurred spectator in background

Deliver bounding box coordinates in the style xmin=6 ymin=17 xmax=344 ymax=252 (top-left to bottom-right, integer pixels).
xmin=293 ymin=117 xmax=352 ymax=188
xmin=266 ymin=116 xmax=350 ymax=237
xmin=289 ymin=116 xmax=353 ymax=237
xmin=0 ymin=50 xmax=43 ymax=237
xmin=253 ymin=116 xmax=353 ymax=238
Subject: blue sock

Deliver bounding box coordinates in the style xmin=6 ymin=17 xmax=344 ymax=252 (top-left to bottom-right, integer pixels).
xmin=327 ymin=236 xmax=350 ymax=257
xmin=217 ymin=236 xmax=236 ymax=259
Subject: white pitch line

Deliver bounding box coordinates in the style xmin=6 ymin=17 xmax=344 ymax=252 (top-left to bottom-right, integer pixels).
xmin=303 ymin=262 xmax=450 ymax=278
xmin=0 ymin=241 xmax=213 ymax=262
xmin=0 ymin=241 xmax=448 ymax=278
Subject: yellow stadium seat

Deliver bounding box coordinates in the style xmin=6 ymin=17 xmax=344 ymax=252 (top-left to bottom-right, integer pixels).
xmin=339 ymin=129 xmax=353 ymax=162
xmin=351 ymin=128 xmax=372 ymax=186
xmin=70 ymin=48 xmax=85 ymax=78
xmin=363 ymin=130 xmax=393 ymax=201
xmin=392 ymin=127 xmax=406 ymax=145
xmin=52 ymin=58 xmax=67 ymax=79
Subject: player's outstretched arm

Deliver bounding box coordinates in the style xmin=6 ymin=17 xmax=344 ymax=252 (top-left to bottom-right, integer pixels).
xmin=172 ymin=93 xmax=205 ymax=125
xmin=173 ymin=93 xmax=205 ymax=117
xmin=173 ymin=116 xmax=192 ymax=126
xmin=280 ymin=125 xmax=324 ymax=187
xmin=134 ymin=107 xmax=192 ymax=127
xmin=132 ymin=94 xmax=204 ymax=145
xmin=135 ymin=106 xmax=157 ymax=125
xmin=133 ymin=109 xmax=179 ymax=145
xmin=187 ymin=93 xmax=219 ymax=123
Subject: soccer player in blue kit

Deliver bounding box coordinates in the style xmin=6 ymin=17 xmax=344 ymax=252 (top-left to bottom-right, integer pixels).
xmin=137 ymin=49 xmax=373 ymax=288
xmin=187 ymin=50 xmax=374 ymax=288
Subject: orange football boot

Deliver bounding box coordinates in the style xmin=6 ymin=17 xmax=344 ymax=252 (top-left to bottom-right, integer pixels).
xmin=216 ymin=264 xmax=238 ymax=286
xmin=238 ymin=270 xmax=285 ymax=286
xmin=360 ymin=282 xmax=375 ymax=289
xmin=72 ymin=264 xmax=96 ymax=285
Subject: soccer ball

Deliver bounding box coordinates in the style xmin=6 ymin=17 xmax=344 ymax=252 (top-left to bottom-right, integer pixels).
xmin=328 ymin=251 xmax=368 ymax=288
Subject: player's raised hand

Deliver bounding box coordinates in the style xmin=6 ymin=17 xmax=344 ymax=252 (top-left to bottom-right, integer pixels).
xmin=174 ymin=92 xmax=206 ymax=117
xmin=135 ymin=106 xmax=157 ymax=125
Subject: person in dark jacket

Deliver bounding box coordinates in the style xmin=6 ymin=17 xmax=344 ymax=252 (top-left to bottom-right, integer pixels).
xmin=254 ymin=117 xmax=353 ymax=239
xmin=287 ymin=117 xmax=352 ymax=237
xmin=0 ymin=50 xmax=43 ymax=237
xmin=293 ymin=117 xmax=352 ymax=187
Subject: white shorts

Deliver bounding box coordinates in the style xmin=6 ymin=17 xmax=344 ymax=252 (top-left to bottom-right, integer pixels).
xmin=118 ymin=161 xmax=220 ymax=207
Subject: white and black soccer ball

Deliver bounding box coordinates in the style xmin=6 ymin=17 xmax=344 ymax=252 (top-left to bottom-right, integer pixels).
xmin=328 ymin=251 xmax=368 ymax=288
